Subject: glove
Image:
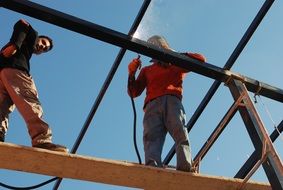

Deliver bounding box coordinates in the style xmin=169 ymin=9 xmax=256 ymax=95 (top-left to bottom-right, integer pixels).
xmin=0 ymin=43 xmax=17 ymax=58
xmin=128 ymin=57 xmax=141 ymax=76
xmin=186 ymin=52 xmax=206 ymax=62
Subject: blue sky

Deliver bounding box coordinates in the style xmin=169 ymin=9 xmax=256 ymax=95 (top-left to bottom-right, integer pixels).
xmin=1 ymin=0 xmax=283 ymax=189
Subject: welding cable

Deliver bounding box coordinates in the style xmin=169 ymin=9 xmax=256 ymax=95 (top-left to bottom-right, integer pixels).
xmin=257 ymin=95 xmax=283 ymax=142
xmin=0 ymin=177 xmax=58 ymax=190
xmin=128 ymin=77 xmax=142 ymax=164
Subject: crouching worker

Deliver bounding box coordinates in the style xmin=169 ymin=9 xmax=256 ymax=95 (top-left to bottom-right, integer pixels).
xmin=0 ymin=19 xmax=68 ymax=153
xmin=127 ymin=35 xmax=206 ymax=171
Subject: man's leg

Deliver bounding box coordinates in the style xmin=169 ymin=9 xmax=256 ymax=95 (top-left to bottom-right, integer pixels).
xmin=0 ymin=69 xmax=15 ymax=142
xmin=143 ymin=99 xmax=166 ymax=167
xmin=0 ymin=68 xmax=67 ymax=152
xmin=165 ymin=95 xmax=192 ymax=172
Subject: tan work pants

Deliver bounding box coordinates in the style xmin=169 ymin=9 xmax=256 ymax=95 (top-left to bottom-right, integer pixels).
xmin=0 ymin=68 xmax=52 ymax=146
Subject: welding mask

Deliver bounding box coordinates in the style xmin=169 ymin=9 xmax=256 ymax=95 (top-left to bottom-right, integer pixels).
xmin=147 ymin=35 xmax=172 ymax=66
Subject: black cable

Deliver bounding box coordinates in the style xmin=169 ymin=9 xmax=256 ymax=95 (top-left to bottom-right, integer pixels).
xmin=0 ymin=177 xmax=58 ymax=190
xmin=128 ymin=76 xmax=142 ymax=164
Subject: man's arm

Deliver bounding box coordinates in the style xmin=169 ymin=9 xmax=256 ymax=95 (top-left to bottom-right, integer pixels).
xmin=0 ymin=19 xmax=30 ymax=58
xmin=0 ymin=43 xmax=17 ymax=58
xmin=127 ymin=58 xmax=145 ymax=98
xmin=10 ymin=19 xmax=30 ymax=50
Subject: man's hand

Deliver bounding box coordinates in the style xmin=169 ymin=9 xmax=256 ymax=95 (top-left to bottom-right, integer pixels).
xmin=186 ymin=52 xmax=206 ymax=62
xmin=1 ymin=43 xmax=17 ymax=58
xmin=128 ymin=56 xmax=142 ymax=76
xmin=20 ymin=19 xmax=30 ymax=27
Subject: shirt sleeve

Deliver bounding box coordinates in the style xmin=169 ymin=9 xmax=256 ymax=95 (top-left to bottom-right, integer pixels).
xmin=127 ymin=68 xmax=147 ymax=98
xmin=176 ymin=52 xmax=206 ymax=73
xmin=10 ymin=19 xmax=30 ymax=49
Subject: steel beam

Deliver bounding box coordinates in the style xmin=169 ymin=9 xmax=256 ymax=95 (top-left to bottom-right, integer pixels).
xmin=192 ymin=95 xmax=241 ymax=171
xmin=228 ymin=79 xmax=283 ymax=190
xmin=1 ymin=0 xmax=283 ymax=103
xmin=235 ymin=120 xmax=283 ymax=179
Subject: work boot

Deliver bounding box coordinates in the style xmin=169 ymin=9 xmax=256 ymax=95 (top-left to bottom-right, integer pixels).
xmin=34 ymin=142 xmax=68 ymax=153
xmin=146 ymin=159 xmax=160 ymax=167
xmin=0 ymin=132 xmax=5 ymax=142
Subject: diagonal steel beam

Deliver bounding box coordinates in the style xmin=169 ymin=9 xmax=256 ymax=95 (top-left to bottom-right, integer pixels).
xmin=192 ymin=94 xmax=242 ymax=171
xmin=51 ymin=0 xmax=152 ymax=189
xmin=186 ymin=0 xmax=275 ymax=134
xmin=1 ymin=0 xmax=283 ymax=103
xmin=235 ymin=120 xmax=283 ymax=179
xmin=228 ymin=79 xmax=283 ymax=190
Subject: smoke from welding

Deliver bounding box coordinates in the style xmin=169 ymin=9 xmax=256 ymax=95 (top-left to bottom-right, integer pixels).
xmin=133 ymin=0 xmax=165 ymax=41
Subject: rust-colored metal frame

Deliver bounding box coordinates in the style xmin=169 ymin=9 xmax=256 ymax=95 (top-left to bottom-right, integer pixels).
xmin=1 ymin=0 xmax=282 ymax=189
xmin=228 ymin=79 xmax=283 ymax=190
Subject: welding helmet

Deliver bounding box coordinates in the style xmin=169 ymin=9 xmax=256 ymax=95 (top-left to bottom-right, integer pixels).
xmin=147 ymin=35 xmax=173 ymax=65
xmin=147 ymin=35 xmax=171 ymax=50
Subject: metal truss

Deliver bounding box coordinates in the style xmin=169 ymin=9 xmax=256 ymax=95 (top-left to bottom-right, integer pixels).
xmin=1 ymin=0 xmax=282 ymax=189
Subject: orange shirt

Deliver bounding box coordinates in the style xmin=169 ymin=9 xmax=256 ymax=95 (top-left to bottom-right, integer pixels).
xmin=128 ymin=62 xmax=189 ymax=108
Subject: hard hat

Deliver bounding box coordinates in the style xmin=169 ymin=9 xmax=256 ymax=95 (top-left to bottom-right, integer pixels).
xmin=147 ymin=35 xmax=171 ymax=50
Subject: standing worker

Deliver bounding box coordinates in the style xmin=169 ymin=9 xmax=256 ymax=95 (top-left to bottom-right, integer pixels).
xmin=0 ymin=19 xmax=68 ymax=153
xmin=127 ymin=35 xmax=206 ymax=171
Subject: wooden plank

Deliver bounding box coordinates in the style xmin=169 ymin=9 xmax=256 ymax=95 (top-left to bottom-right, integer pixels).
xmin=0 ymin=142 xmax=271 ymax=190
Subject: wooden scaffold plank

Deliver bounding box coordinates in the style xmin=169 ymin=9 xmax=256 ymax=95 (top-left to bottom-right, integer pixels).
xmin=0 ymin=142 xmax=271 ymax=190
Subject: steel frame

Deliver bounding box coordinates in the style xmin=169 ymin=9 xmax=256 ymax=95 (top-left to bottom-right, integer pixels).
xmin=163 ymin=0 xmax=276 ymax=166
xmin=228 ymin=79 xmax=283 ymax=189
xmin=0 ymin=0 xmax=283 ymax=102
xmin=1 ymin=0 xmax=282 ymax=189
xmin=192 ymin=94 xmax=243 ymax=172
xmin=235 ymin=120 xmax=283 ymax=179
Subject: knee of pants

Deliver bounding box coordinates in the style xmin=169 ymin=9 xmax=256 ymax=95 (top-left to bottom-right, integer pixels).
xmin=179 ymin=140 xmax=189 ymax=146
xmin=176 ymin=140 xmax=191 ymax=154
xmin=171 ymin=128 xmax=188 ymax=144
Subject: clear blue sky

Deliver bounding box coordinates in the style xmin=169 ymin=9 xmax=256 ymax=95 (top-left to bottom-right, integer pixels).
xmin=1 ymin=0 xmax=283 ymax=189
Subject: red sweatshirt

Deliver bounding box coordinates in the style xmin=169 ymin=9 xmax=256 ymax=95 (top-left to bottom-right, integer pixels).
xmin=128 ymin=62 xmax=189 ymax=108
xmin=128 ymin=52 xmax=206 ymax=108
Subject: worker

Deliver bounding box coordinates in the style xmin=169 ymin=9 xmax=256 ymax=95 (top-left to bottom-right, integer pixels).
xmin=0 ymin=19 xmax=68 ymax=153
xmin=127 ymin=35 xmax=206 ymax=171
